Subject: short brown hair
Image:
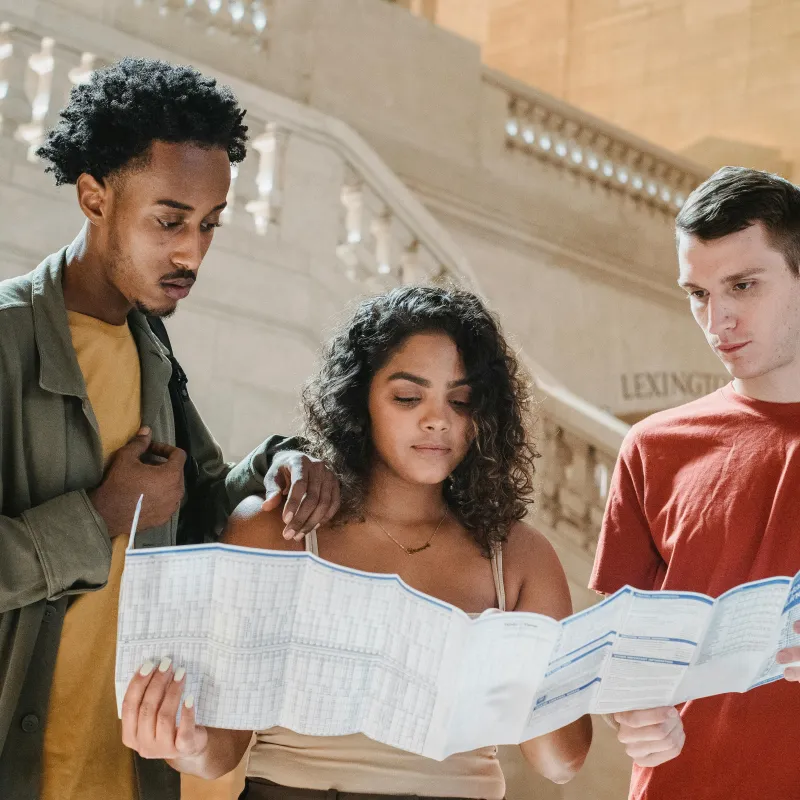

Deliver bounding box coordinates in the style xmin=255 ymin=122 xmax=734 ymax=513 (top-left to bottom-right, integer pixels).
xmin=676 ymin=166 xmax=800 ymax=275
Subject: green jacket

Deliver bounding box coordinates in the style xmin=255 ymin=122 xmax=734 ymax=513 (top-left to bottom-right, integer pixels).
xmin=0 ymin=247 xmax=292 ymax=799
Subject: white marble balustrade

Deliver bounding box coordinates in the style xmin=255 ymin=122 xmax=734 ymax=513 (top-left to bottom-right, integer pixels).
xmin=488 ymin=69 xmax=708 ymax=215
xmin=131 ymin=0 xmax=270 ymax=48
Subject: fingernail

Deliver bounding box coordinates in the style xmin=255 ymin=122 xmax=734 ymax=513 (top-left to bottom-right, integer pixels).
xmin=158 ymin=657 xmax=172 ymax=673
xmin=283 ymin=529 xmax=294 ymax=540
xmin=140 ymin=661 xmax=155 ymax=677
xmin=294 ymin=532 xmax=305 ymax=541
xmin=139 ymin=426 xmax=151 ymax=436
xmin=173 ymin=667 xmax=186 ymax=682
xmin=668 ymin=708 xmax=678 ymax=718
xmin=283 ymin=511 xmax=294 ymax=524
xmin=184 ymin=695 xmax=195 ymax=709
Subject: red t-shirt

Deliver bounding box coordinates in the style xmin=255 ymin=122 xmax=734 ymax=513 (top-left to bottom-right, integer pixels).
xmin=590 ymin=385 xmax=800 ymax=800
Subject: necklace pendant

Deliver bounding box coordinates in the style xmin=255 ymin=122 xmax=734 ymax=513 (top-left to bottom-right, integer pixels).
xmin=404 ymin=542 xmax=431 ymax=555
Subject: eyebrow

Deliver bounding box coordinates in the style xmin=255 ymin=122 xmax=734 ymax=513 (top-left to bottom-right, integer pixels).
xmin=386 ymin=371 xmax=471 ymax=389
xmin=678 ymin=267 xmax=766 ymax=291
xmin=155 ymin=199 xmax=228 ymax=213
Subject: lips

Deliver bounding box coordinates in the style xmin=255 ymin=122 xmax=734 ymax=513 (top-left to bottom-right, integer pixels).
xmin=412 ymin=445 xmax=451 ymax=454
xmin=716 ymin=342 xmax=749 ymax=355
xmin=161 ymin=281 xmax=194 ymax=301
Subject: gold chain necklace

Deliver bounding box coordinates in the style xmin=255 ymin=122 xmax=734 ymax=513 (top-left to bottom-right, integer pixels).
xmin=366 ymin=509 xmax=448 ymax=555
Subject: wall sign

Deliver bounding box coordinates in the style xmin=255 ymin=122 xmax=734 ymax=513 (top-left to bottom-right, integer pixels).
xmin=621 ymin=371 xmax=729 ymax=402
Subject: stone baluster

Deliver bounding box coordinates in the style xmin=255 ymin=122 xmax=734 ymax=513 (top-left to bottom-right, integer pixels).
xmin=67 ymin=52 xmax=96 ymax=86
xmin=204 ymin=0 xmax=234 ymax=36
xmin=370 ymin=210 xmax=392 ymax=276
xmin=577 ymin=126 xmax=601 ymax=176
xmin=34 ymin=42 xmax=87 ymax=151
xmin=248 ymin=0 xmax=270 ymax=48
xmin=400 ymin=240 xmax=426 ymax=285
xmin=537 ymin=420 xmax=572 ymax=530
xmin=341 ymin=183 xmax=363 ymax=245
xmin=336 ymin=184 xmax=364 ymax=280
xmin=0 ymin=25 xmax=37 ymax=145
xmin=556 ymin=431 xmax=598 ymax=552
xmin=245 ymin=122 xmax=282 ymax=234
xmin=227 ymin=0 xmax=255 ymax=38
xmin=12 ymin=36 xmax=55 ymax=160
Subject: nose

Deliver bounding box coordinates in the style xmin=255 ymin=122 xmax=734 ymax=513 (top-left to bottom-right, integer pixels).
xmin=171 ymin=228 xmax=205 ymax=273
xmin=705 ymin=295 xmax=736 ymax=337
xmin=421 ymin=400 xmax=450 ymax=433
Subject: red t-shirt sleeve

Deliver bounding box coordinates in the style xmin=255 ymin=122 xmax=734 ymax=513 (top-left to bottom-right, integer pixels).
xmin=589 ymin=428 xmax=665 ymax=594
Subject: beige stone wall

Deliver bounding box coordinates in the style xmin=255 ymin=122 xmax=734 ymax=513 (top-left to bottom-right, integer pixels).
xmin=435 ymin=0 xmax=800 ymax=179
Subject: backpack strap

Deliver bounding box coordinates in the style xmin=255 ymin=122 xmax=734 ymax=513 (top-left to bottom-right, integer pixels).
xmin=146 ymin=316 xmax=203 ymax=545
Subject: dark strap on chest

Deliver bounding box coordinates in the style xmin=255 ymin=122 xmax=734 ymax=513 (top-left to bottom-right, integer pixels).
xmin=146 ymin=316 xmax=202 ymax=544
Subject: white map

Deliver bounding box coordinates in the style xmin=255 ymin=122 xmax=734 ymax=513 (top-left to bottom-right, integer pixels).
xmin=115 ymin=505 xmax=800 ymax=759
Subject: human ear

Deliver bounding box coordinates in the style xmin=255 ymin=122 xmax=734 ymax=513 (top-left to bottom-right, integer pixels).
xmin=76 ymin=172 xmax=109 ymax=225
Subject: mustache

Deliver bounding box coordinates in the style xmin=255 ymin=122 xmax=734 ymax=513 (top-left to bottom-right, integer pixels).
xmin=160 ymin=268 xmax=197 ymax=284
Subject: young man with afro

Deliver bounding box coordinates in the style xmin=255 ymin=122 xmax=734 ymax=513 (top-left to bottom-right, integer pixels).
xmin=0 ymin=57 xmax=340 ymax=800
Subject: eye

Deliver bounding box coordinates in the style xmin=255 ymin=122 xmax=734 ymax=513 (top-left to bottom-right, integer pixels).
xmin=733 ymin=281 xmax=753 ymax=292
xmin=157 ymin=219 xmax=181 ymax=230
xmin=689 ymin=289 xmax=707 ymax=300
xmin=450 ymin=399 xmax=471 ymax=408
xmin=201 ymin=221 xmax=222 ymax=233
xmin=393 ymin=396 xmax=420 ymax=405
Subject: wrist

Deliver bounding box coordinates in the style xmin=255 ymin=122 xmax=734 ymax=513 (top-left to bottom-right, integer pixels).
xmin=87 ymin=486 xmax=121 ymax=538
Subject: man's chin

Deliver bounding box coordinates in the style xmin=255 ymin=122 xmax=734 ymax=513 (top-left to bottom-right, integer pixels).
xmin=134 ymin=300 xmax=178 ymax=319
xmin=725 ymin=362 xmax=771 ymax=382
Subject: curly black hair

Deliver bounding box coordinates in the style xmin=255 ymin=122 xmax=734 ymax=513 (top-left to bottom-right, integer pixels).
xmin=36 ymin=57 xmax=248 ymax=185
xmin=302 ymin=286 xmax=538 ymax=555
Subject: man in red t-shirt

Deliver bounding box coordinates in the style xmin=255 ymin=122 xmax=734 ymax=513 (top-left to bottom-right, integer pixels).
xmin=590 ymin=166 xmax=800 ymax=799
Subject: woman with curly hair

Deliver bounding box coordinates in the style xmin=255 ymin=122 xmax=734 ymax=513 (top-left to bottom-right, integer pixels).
xmin=122 ymin=286 xmax=593 ymax=798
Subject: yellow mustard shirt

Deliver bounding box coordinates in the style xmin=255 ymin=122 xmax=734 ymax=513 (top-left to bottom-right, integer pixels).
xmin=41 ymin=311 xmax=142 ymax=800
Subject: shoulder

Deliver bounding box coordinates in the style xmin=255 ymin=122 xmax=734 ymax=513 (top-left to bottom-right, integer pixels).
xmin=0 ymin=272 xmax=34 ymax=334
xmin=0 ymin=269 xmax=34 ymax=311
xmin=616 ymin=389 xmax=733 ymax=466
xmin=628 ymin=389 xmax=731 ymax=442
xmin=223 ymin=495 xmax=304 ymax=552
xmin=503 ymin=521 xmax=572 ymax=620
xmin=0 ymin=274 xmax=36 ymax=377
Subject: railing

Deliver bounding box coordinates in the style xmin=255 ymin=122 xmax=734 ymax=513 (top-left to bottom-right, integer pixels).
xmin=0 ymin=7 xmax=628 ymax=553
xmin=131 ymin=0 xmax=271 ymax=48
xmin=0 ymin=25 xmax=101 ymax=160
xmin=534 ymin=377 xmax=627 ymax=556
xmin=486 ymin=68 xmax=709 ymax=216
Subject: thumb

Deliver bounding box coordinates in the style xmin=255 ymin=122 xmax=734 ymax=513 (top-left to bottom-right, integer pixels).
xmin=125 ymin=426 xmax=152 ymax=455
xmin=261 ymin=491 xmax=283 ymax=512
xmin=263 ymin=465 xmax=289 ymax=504
xmin=176 ymin=695 xmax=207 ymax=757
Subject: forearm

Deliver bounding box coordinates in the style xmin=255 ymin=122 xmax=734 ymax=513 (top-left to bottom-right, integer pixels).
xmin=0 ymin=490 xmax=112 ymax=612
xmin=185 ymin=395 xmax=301 ymax=526
xmin=166 ymin=728 xmax=251 ymax=780
xmin=519 ymin=715 xmax=592 ymax=784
